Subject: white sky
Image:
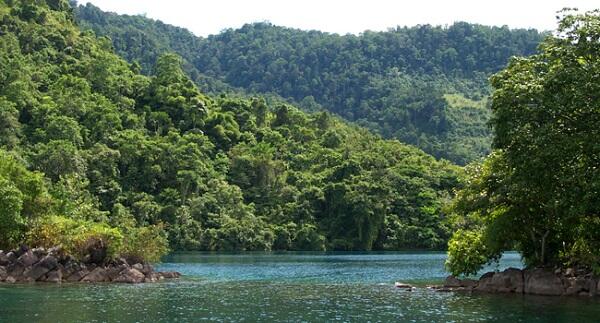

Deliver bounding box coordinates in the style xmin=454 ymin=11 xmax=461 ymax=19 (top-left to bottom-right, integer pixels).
xmin=82 ymin=0 xmax=600 ymax=37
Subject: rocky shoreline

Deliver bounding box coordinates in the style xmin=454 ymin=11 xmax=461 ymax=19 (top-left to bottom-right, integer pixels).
xmin=438 ymin=267 xmax=599 ymax=297
xmin=0 ymin=246 xmax=181 ymax=284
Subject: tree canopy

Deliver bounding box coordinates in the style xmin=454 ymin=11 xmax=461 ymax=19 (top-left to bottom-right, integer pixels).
xmin=446 ymin=9 xmax=600 ymax=276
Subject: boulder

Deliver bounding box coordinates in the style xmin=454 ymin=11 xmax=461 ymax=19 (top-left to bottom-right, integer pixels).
xmin=0 ymin=266 xmax=7 ymax=281
xmin=106 ymin=264 xmax=129 ymax=281
xmin=461 ymin=279 xmax=478 ymax=288
xmin=14 ymin=245 xmax=29 ymax=257
xmin=0 ymin=252 xmax=9 ymax=266
xmin=7 ymin=262 xmax=25 ymax=280
xmin=491 ymin=268 xmax=524 ymax=293
xmin=5 ymin=276 xmax=16 ymax=284
xmin=161 ymin=271 xmax=181 ymax=279
xmin=564 ymin=277 xmax=588 ymax=296
xmin=524 ymin=268 xmax=565 ymax=296
xmin=113 ymin=268 xmax=145 ymax=284
xmin=66 ymin=269 xmax=90 ymax=282
xmin=81 ymin=267 xmax=109 ymax=283
xmin=132 ymin=263 xmax=143 ymax=271
xmin=475 ymin=272 xmax=495 ymax=292
xmin=23 ymin=264 xmax=51 ymax=281
xmin=144 ymin=272 xmax=164 ymax=283
xmin=141 ymin=263 xmax=154 ymax=275
xmin=5 ymin=252 xmax=17 ymax=264
xmin=45 ymin=269 xmax=63 ymax=283
xmin=565 ymin=268 xmax=576 ymax=277
xmin=86 ymin=239 xmax=108 ymax=265
xmin=444 ymin=275 xmax=462 ymax=288
xmin=32 ymin=248 xmax=47 ymax=259
xmin=17 ymin=250 xmax=38 ymax=267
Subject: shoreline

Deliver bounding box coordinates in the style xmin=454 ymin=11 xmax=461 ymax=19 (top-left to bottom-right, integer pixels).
xmin=434 ymin=267 xmax=599 ymax=297
xmin=0 ymin=246 xmax=181 ymax=284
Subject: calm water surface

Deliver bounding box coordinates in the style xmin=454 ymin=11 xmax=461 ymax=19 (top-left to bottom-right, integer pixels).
xmin=1 ymin=252 xmax=599 ymax=322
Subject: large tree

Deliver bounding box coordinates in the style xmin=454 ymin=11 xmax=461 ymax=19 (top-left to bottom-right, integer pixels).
xmin=447 ymin=10 xmax=600 ymax=276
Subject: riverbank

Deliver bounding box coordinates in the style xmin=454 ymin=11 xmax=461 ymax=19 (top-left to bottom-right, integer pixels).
xmin=0 ymin=246 xmax=180 ymax=284
xmin=440 ymin=267 xmax=599 ymax=297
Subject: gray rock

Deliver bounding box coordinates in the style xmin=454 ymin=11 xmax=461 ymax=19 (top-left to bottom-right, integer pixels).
xmin=0 ymin=266 xmax=7 ymax=281
xmin=141 ymin=263 xmax=154 ymax=275
xmin=5 ymin=252 xmax=17 ymax=263
xmin=17 ymin=251 xmax=38 ymax=267
xmin=132 ymin=263 xmax=143 ymax=271
xmin=461 ymin=279 xmax=478 ymax=288
xmin=475 ymin=272 xmax=495 ymax=292
xmin=32 ymin=248 xmax=47 ymax=259
xmin=144 ymin=272 xmax=163 ymax=283
xmin=564 ymin=277 xmax=588 ymax=296
xmin=0 ymin=252 xmax=9 ymax=266
xmin=37 ymin=255 xmax=58 ymax=270
xmin=66 ymin=268 xmax=90 ymax=282
xmin=491 ymin=268 xmax=524 ymax=293
xmin=106 ymin=264 xmax=129 ymax=281
xmin=81 ymin=267 xmax=109 ymax=283
xmin=565 ymin=268 xmax=576 ymax=277
xmin=444 ymin=275 xmax=462 ymax=288
xmin=7 ymin=262 xmax=25 ymax=280
xmin=23 ymin=264 xmax=51 ymax=281
xmin=113 ymin=268 xmax=145 ymax=283
xmin=45 ymin=269 xmax=63 ymax=283
xmin=5 ymin=276 xmax=16 ymax=284
xmin=161 ymin=271 xmax=181 ymax=279
xmin=394 ymin=282 xmax=413 ymax=289
xmin=524 ymin=268 xmax=565 ymax=296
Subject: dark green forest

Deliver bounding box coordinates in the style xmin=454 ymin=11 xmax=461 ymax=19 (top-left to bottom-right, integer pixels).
xmin=74 ymin=3 xmax=546 ymax=165
xmin=0 ymin=0 xmax=463 ymax=260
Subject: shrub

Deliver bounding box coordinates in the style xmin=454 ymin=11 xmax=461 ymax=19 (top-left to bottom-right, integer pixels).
xmin=121 ymin=224 xmax=170 ymax=263
xmin=28 ymin=215 xmax=123 ymax=261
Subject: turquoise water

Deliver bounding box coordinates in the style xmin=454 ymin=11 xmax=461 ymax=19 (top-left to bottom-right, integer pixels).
xmin=1 ymin=252 xmax=599 ymax=322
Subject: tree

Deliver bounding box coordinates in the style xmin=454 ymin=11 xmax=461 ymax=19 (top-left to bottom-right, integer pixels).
xmin=447 ymin=10 xmax=600 ymax=275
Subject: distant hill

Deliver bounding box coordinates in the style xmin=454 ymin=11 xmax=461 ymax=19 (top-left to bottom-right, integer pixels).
xmin=74 ymin=3 xmax=546 ymax=164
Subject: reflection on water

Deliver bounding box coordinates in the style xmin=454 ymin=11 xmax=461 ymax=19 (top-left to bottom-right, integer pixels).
xmin=0 ymin=252 xmax=598 ymax=322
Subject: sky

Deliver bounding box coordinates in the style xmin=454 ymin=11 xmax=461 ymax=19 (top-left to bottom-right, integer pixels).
xmin=82 ymin=0 xmax=600 ymax=37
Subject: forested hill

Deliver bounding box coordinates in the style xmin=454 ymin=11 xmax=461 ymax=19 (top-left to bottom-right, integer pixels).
xmin=74 ymin=3 xmax=546 ymax=164
xmin=0 ymin=0 xmax=462 ymax=256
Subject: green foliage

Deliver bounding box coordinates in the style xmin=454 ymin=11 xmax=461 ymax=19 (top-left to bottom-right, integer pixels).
xmin=446 ymin=229 xmax=499 ymax=276
xmin=0 ymin=0 xmax=464 ymax=255
xmin=447 ymin=9 xmax=600 ymax=275
xmin=28 ymin=215 xmax=124 ymax=261
xmin=74 ymin=3 xmax=545 ymax=164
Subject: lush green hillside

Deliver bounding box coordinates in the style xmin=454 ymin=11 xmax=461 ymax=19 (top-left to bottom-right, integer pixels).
xmin=0 ymin=0 xmax=462 ymax=257
xmin=74 ymin=3 xmax=546 ymax=164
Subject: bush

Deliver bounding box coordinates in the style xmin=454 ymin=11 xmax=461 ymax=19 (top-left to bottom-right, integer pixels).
xmin=445 ymin=229 xmax=500 ymax=276
xmin=28 ymin=215 xmax=124 ymax=261
xmin=121 ymin=224 xmax=170 ymax=263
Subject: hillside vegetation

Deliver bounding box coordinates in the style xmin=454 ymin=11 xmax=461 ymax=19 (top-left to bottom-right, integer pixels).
xmin=0 ymin=0 xmax=462 ymax=259
xmin=74 ymin=3 xmax=546 ymax=164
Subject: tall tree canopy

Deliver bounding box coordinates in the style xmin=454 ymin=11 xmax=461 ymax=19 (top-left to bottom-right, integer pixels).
xmin=446 ymin=9 xmax=600 ymax=276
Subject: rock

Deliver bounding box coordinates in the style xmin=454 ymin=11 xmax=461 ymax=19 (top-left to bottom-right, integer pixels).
xmin=394 ymin=282 xmax=413 ymax=289
xmin=5 ymin=252 xmax=17 ymax=263
xmin=141 ymin=263 xmax=154 ymax=275
xmin=524 ymin=268 xmax=565 ymax=296
xmin=38 ymin=255 xmax=58 ymax=270
xmin=106 ymin=264 xmax=129 ymax=281
xmin=461 ymin=279 xmax=478 ymax=288
xmin=23 ymin=264 xmax=51 ymax=281
xmin=66 ymin=269 xmax=89 ymax=282
xmin=161 ymin=271 xmax=181 ymax=279
xmin=17 ymin=250 xmax=38 ymax=267
xmin=565 ymin=268 xmax=576 ymax=277
xmin=113 ymin=268 xmax=145 ymax=283
xmin=45 ymin=269 xmax=63 ymax=283
xmin=132 ymin=263 xmax=143 ymax=271
xmin=0 ymin=252 xmax=9 ymax=266
xmin=14 ymin=245 xmax=29 ymax=257
xmin=564 ymin=277 xmax=588 ymax=296
xmin=144 ymin=272 xmax=163 ymax=283
xmin=0 ymin=266 xmax=7 ymax=281
xmin=81 ymin=267 xmax=109 ymax=283
xmin=32 ymin=248 xmax=47 ymax=259
xmin=5 ymin=276 xmax=16 ymax=284
xmin=444 ymin=275 xmax=462 ymax=288
xmin=475 ymin=272 xmax=495 ymax=292
xmin=7 ymin=262 xmax=25 ymax=280
xmin=492 ymin=268 xmax=524 ymax=293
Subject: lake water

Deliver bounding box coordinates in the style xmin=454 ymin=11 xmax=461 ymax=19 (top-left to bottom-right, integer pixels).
xmin=1 ymin=252 xmax=599 ymax=322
